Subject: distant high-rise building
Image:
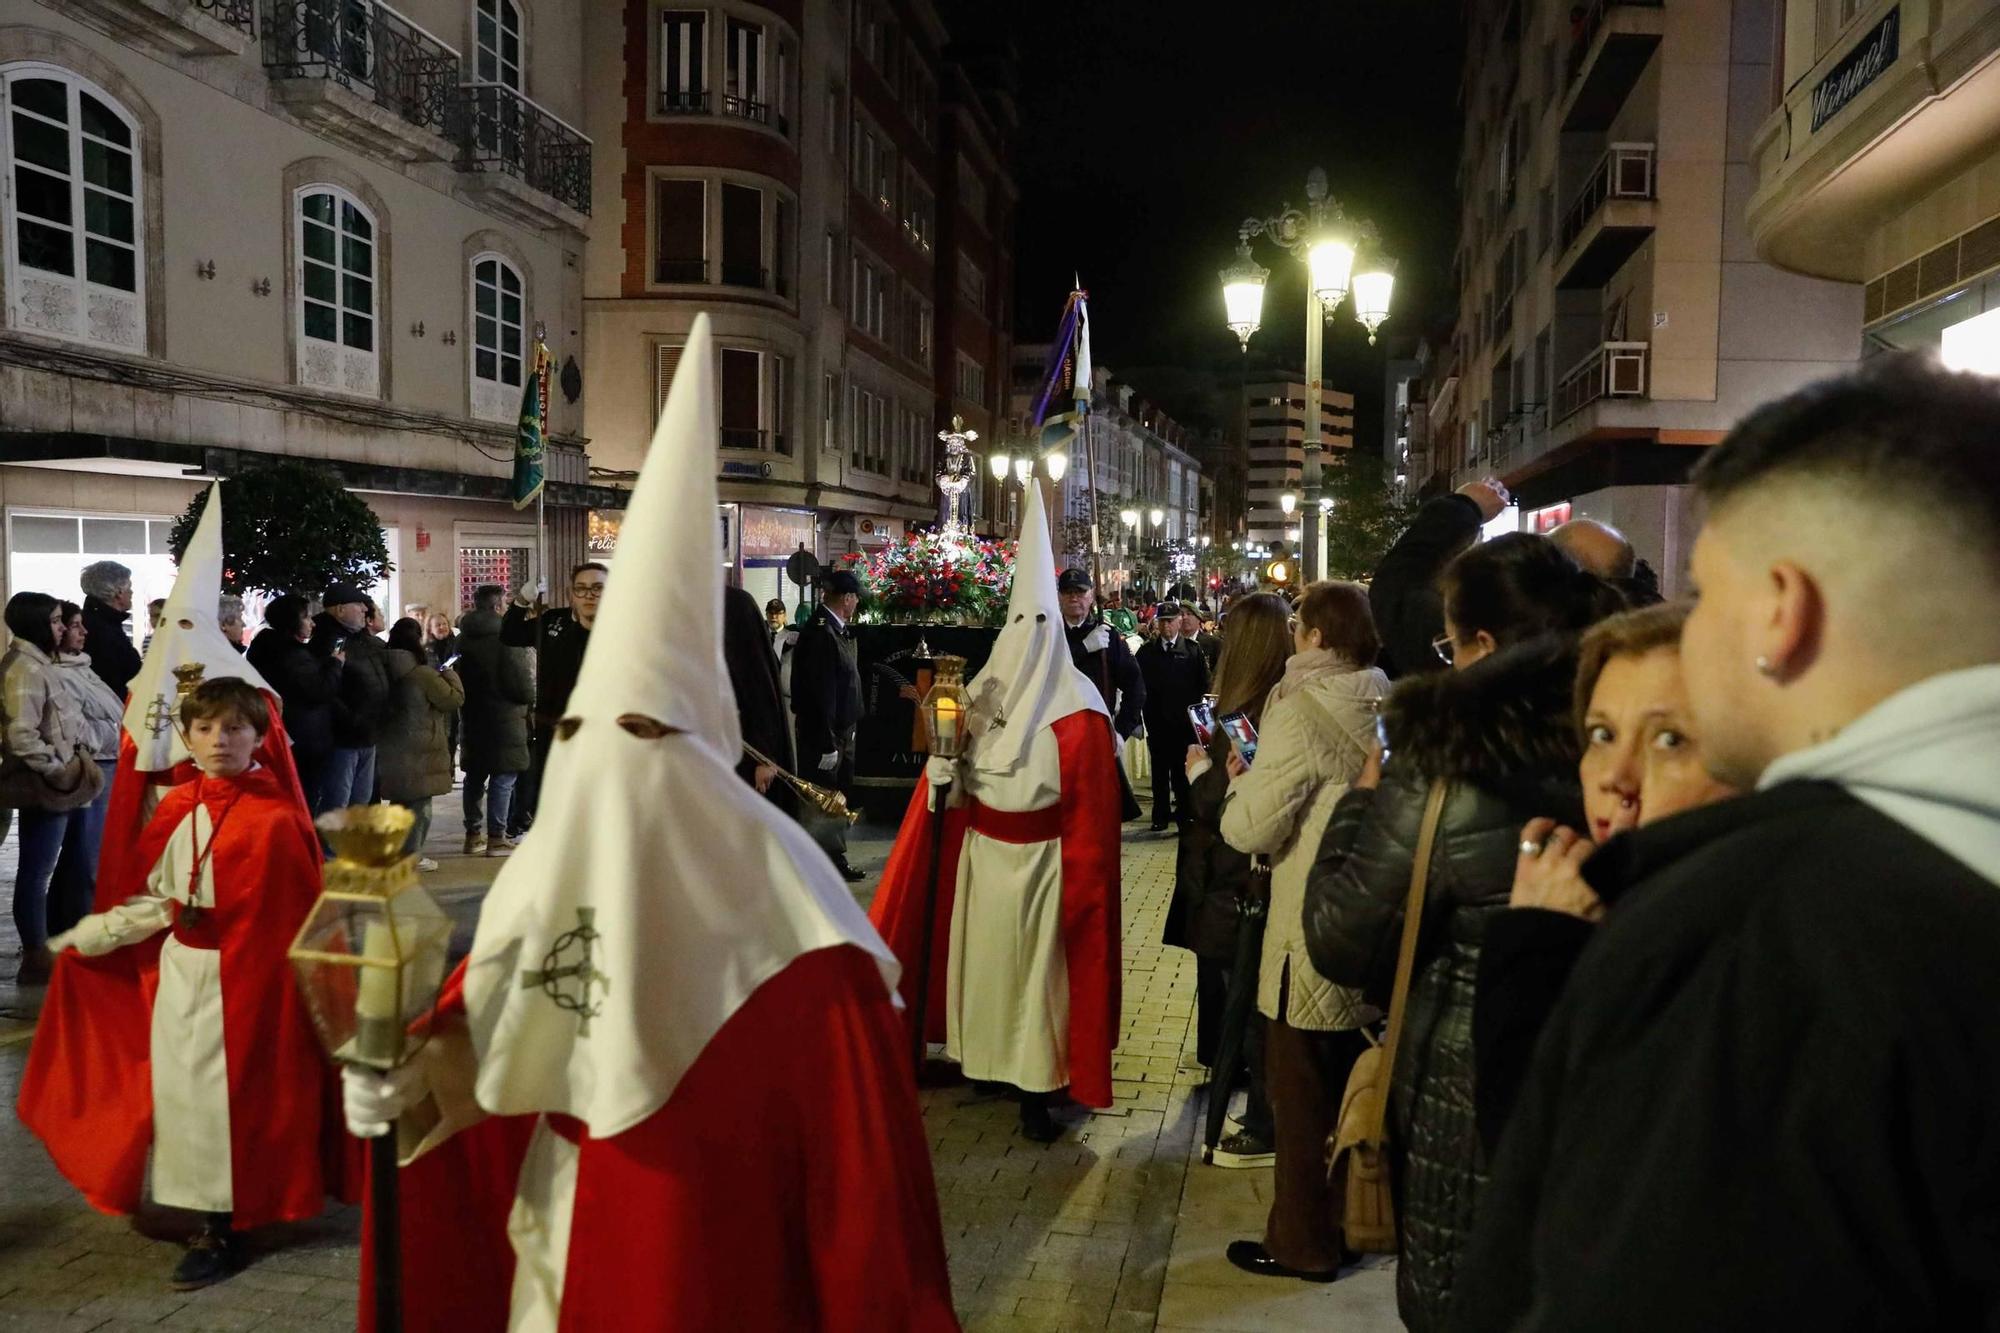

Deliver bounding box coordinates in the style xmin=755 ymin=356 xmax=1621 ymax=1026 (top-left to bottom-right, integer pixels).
xmin=1242 ymin=380 xmax=1352 ymax=553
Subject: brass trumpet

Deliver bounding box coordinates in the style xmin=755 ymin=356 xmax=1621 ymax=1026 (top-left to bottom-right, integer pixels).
xmin=743 ymin=743 xmax=860 ymax=825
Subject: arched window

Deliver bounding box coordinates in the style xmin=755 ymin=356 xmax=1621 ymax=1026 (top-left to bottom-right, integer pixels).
xmin=0 ymin=65 xmax=145 ymax=351
xmin=470 ymin=252 xmax=525 ymax=422
xmin=476 ymin=0 xmax=523 ymax=90
xmin=296 ymin=185 xmax=379 ymax=397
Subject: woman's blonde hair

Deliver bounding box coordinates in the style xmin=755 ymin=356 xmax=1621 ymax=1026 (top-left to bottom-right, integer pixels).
xmin=1212 ymin=592 xmax=1292 ymax=723
xmin=1573 ymin=601 xmax=1692 ymax=738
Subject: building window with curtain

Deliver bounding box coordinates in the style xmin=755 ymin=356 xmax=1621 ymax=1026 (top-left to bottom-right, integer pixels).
xmin=659 ymin=10 xmax=707 ymax=113
xmin=296 ymin=185 xmax=378 ymax=397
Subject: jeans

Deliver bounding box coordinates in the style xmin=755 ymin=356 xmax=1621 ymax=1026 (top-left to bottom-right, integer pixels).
xmin=463 ymin=771 xmax=518 ymax=837
xmin=48 ymin=758 xmax=116 ymax=937
xmin=401 ymin=796 xmax=433 ymax=860
xmin=14 ymin=806 xmax=76 ymax=953
xmin=315 ymin=746 xmax=378 ymax=817
xmin=509 ymin=729 xmax=551 ymax=836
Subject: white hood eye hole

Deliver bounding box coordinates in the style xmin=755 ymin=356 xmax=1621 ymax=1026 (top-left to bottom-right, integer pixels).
xmin=1035 ymin=613 xmax=1047 ymax=623
xmin=555 ymin=718 xmax=584 ymax=741
xmin=616 ymin=714 xmax=673 ymax=739
xmin=1014 ymin=613 xmax=1025 ymax=623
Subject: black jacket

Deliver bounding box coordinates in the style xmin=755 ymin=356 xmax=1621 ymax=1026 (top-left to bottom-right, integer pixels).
xmin=1453 ymin=782 xmax=2000 ymax=1333
xmin=1469 ymin=906 xmax=1593 ymax=1154
xmin=1369 ymin=493 xmax=1483 ymax=680
xmin=82 ymin=595 xmax=142 ymax=700
xmin=723 ymin=586 xmax=793 ymax=791
xmin=245 ymin=627 xmax=343 ymax=760
xmin=790 ymin=607 xmax=862 ymax=761
xmin=1065 ymin=614 xmax=1144 ymax=740
xmin=1136 ymin=636 xmax=1210 ymax=745
xmin=456 ymin=610 xmax=535 ymax=773
xmin=1302 ymin=637 xmax=1583 ymax=1333
xmin=501 ymin=603 xmax=590 ymax=726
xmin=314 ymin=613 xmax=393 ymax=748
xmin=1168 ymin=731 xmax=1255 ymax=961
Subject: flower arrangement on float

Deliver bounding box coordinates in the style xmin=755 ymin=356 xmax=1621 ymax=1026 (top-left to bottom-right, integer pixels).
xmin=847 ymin=530 xmax=1016 ymax=626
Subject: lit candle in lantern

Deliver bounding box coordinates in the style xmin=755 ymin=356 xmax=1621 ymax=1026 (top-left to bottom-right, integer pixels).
xmin=931 ymin=695 xmax=962 ymax=755
xmin=354 ymin=921 xmax=401 ymax=1065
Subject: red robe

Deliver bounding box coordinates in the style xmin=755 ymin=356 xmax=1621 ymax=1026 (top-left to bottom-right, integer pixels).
xmin=365 ymin=945 xmax=960 ymax=1332
xmin=16 ymin=728 xmax=347 ymax=1228
xmin=868 ymin=709 xmax=1122 ymax=1108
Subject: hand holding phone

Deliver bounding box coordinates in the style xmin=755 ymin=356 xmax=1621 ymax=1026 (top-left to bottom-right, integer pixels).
xmin=1218 ymin=711 xmax=1258 ymax=769
xmin=1187 ymin=698 xmax=1217 ymax=747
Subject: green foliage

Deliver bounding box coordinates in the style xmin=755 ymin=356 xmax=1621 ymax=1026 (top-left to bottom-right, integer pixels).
xmin=1322 ymin=450 xmax=1420 ymax=581
xmin=170 ymin=461 xmax=392 ymax=599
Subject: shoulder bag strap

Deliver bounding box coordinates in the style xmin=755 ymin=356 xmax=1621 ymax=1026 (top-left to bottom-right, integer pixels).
xmin=1369 ymin=779 xmax=1450 ymax=1138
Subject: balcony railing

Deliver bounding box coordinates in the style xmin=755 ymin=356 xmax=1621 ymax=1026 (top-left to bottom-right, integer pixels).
xmin=655 ymin=259 xmax=707 ymax=284
xmin=659 ymin=89 xmax=709 ymax=115
xmin=194 ymin=0 xmax=255 ymax=33
xmin=721 ymin=427 xmax=767 ymax=451
xmin=1561 ymin=143 xmax=1656 ymax=251
xmin=457 ymin=82 xmax=592 ymax=216
xmin=1555 ymin=342 xmax=1649 ymax=423
xmin=1564 ymin=0 xmax=1665 ymax=130
xmin=720 ymin=263 xmax=769 ymax=289
xmin=264 ymin=0 xmax=460 ymax=140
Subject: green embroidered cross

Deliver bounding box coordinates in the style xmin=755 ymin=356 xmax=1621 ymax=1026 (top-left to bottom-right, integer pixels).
xmin=520 ymin=907 xmax=610 ymax=1036
xmin=144 ymin=693 xmax=176 ymax=739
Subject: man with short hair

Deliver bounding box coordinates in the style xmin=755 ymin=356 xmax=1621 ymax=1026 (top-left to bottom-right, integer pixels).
xmin=311 ymin=585 xmax=390 ymax=818
xmin=1457 ymin=354 xmax=2000 ymax=1330
xmin=1059 ymin=568 xmax=1145 ymax=824
xmin=1135 ymin=599 xmax=1210 ymax=832
xmin=501 ymin=562 xmax=607 ymax=837
xmin=1546 ymin=517 xmax=1634 ymax=579
xmin=459 ymin=583 xmax=534 ymax=856
xmin=79 ymin=560 xmax=142 ymax=699
xmin=790 ymin=569 xmax=866 ymax=881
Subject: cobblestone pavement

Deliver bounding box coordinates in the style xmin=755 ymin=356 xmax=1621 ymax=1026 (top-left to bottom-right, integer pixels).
xmin=0 ymin=803 xmax=1399 ymax=1331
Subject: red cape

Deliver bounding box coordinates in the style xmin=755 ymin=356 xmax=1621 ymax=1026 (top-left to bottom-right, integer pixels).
xmin=17 ymin=717 xmax=352 ymax=1227
xmin=868 ymin=709 xmax=1122 ymax=1108
xmin=364 ymin=945 xmax=959 ymax=1332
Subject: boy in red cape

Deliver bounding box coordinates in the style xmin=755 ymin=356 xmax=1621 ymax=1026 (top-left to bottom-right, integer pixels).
xmin=34 ymin=679 xmax=334 ymax=1288
xmin=868 ymin=479 xmax=1122 ymax=1142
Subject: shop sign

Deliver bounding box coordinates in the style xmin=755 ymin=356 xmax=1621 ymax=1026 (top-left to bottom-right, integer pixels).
xmin=740 ymin=507 xmax=818 ymax=560
xmin=587 ymin=509 xmax=623 ymax=557
xmin=720 ymin=460 xmax=774 ymax=479
xmin=1812 ymin=8 xmax=1898 ymax=133
xmin=1528 ymin=501 xmax=1572 ymax=534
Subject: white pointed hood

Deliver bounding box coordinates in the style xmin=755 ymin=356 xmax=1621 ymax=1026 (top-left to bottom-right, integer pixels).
xmin=462 ymin=314 xmax=899 ymax=1136
xmin=122 ymin=482 xmax=273 ymax=772
xmin=966 ymin=478 xmax=1107 ymax=777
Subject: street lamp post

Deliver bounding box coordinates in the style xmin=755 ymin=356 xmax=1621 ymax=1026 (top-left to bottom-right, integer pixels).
xmin=988 ymin=445 xmax=1069 ymax=553
xmin=1220 ymin=167 xmax=1395 ymax=583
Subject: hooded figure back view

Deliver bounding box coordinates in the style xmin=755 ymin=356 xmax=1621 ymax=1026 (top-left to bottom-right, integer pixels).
xmin=349 ymin=315 xmax=958 ymax=1333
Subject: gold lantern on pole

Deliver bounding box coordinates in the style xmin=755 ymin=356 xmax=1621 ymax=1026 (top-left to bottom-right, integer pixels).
xmin=909 ymin=653 xmax=970 ymax=1076
xmin=919 ymin=654 xmax=970 ymax=759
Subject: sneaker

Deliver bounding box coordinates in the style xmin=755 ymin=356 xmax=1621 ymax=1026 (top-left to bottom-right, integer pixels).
xmin=487 ymin=834 xmax=518 ymax=857
xmin=1210 ymin=1129 xmax=1276 ymax=1169
xmin=169 ymin=1227 xmax=237 ymax=1291
xmin=415 ymin=857 xmax=439 ymax=873
xmin=463 ymin=833 xmax=487 ymax=856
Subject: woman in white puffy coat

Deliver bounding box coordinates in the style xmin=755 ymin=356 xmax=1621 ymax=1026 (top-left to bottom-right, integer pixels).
xmin=51 ymin=600 xmax=126 ymax=937
xmin=1217 ymin=580 xmax=1388 ymax=1282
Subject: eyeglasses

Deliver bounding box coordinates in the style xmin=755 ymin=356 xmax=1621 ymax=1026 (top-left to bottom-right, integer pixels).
xmin=1432 ymin=632 xmax=1456 ymax=665
xmin=570 ymin=584 xmax=605 ymax=599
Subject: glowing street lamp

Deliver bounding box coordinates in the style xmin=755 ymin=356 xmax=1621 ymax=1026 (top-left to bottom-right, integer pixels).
xmin=1219 ymin=244 xmax=1269 ymax=351
xmin=1353 ymin=265 xmax=1397 ymax=345
xmin=988 ymin=450 xmax=1010 ymax=481
xmin=1043 ymin=449 xmax=1069 ymax=482
xmin=1280 ymin=491 xmax=1297 ymax=516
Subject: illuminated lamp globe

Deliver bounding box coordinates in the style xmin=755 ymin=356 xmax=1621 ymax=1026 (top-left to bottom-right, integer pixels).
xmin=1279 ymin=491 xmax=1297 ymax=516
xmin=1308 ymin=232 xmax=1357 ymax=309
xmin=988 ymin=451 xmax=1011 ymax=481
xmin=1353 ymin=266 xmax=1396 ymax=344
xmin=1148 ymin=508 xmax=1165 ymax=528
xmin=1013 ymin=456 xmax=1032 ymax=485
xmin=1044 ymin=449 xmax=1069 ymax=482
xmin=1120 ymin=508 xmax=1139 ymax=528
xmin=1219 ymin=248 xmax=1269 ymax=351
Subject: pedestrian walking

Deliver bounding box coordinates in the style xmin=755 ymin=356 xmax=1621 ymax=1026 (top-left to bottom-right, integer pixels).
xmin=1301 ymin=534 xmax=1622 ymax=1332
xmin=789 ymin=568 xmax=867 ymax=882
xmin=456 ymin=585 xmax=533 ymax=856
xmin=1217 ymin=581 xmax=1389 ymax=1281
xmin=1169 ymin=592 xmax=1289 ymax=1165
xmin=312 ymin=585 xmax=390 ymax=817
xmin=500 ymin=562 xmax=605 ymax=838
xmin=49 ymin=600 xmax=124 ymax=939
xmin=79 ymin=560 xmax=143 ymax=700
xmin=1136 ymin=599 xmax=1211 ymax=830
xmin=245 ymin=595 xmax=341 ymax=811
xmin=1455 ymin=355 xmax=2000 ymax=1332
xmin=1368 ymin=478 xmax=1509 ymax=679
xmin=376 ymin=618 xmax=463 ymax=872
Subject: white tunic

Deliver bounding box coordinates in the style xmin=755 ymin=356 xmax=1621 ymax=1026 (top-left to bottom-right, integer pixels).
xmin=69 ymin=799 xmax=234 ymax=1213
xmin=504 ymin=1119 xmax=579 ymax=1332
xmin=944 ymin=729 xmax=1070 ymax=1093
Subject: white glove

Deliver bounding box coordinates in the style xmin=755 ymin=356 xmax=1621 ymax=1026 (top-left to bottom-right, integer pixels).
xmin=1083 ymin=624 xmax=1111 ymax=653
xmin=817 ymin=751 xmax=840 ymax=773
xmin=341 ymin=1060 xmax=429 ymax=1139
xmin=45 ymin=928 xmax=77 ymax=956
xmin=925 ymin=755 xmax=958 ymax=788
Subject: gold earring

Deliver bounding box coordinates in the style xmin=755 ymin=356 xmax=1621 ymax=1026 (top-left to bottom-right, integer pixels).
xmin=1755 ymin=656 xmax=1776 ymax=677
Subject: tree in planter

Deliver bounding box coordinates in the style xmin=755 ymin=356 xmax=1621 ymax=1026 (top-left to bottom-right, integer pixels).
xmin=169 ymin=461 xmax=392 ymax=599
xmin=1322 ymin=450 xmax=1420 ymax=581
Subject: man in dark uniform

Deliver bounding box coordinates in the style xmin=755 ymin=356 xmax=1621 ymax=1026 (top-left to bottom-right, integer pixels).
xmin=501 ymin=562 xmax=606 ymax=836
xmin=790 ymin=569 xmax=866 ymax=882
xmin=1058 ymin=568 xmax=1145 ymax=822
xmin=1134 ymin=599 xmax=1210 ymax=832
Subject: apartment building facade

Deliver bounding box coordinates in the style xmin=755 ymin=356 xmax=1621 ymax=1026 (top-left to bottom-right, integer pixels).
xmin=1243 ymin=378 xmax=1352 ymax=553
xmin=1445 ymin=0 xmax=1862 ymax=588
xmin=0 ymin=0 xmax=600 ymax=620
xmin=579 ymin=0 xmax=1015 ymax=612
xmin=1749 ymin=0 xmax=2000 ymax=367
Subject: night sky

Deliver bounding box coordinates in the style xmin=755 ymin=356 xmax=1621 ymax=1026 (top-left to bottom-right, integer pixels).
xmin=952 ymin=1 xmax=1466 ymax=443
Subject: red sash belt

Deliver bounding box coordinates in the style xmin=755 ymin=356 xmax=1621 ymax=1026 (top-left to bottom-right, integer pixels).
xmin=966 ymin=798 xmax=1062 ymax=844
xmin=172 ymin=906 xmax=224 ymax=950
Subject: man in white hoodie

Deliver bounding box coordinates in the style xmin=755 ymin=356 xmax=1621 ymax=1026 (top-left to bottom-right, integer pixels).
xmin=1454 ymin=353 xmax=2000 ymax=1333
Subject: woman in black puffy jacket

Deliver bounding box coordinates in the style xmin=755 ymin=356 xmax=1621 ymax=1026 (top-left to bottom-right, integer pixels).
xmin=1300 ymin=534 xmax=1623 ymax=1332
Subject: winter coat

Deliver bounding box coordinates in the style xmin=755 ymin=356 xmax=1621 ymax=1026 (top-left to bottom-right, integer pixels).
xmin=501 ymin=603 xmax=589 ymax=727
xmin=1301 ymin=635 xmax=1583 ymax=1333
xmin=80 ymin=596 xmax=142 ymax=701
xmin=246 ymin=627 xmax=343 ymax=760
xmin=374 ymin=649 xmax=463 ymax=804
xmin=0 ymin=639 xmax=81 ymax=780
xmin=317 ymin=614 xmax=393 ymax=748
xmin=424 ymin=633 xmax=459 ymax=670
xmin=1169 ymin=731 xmax=1256 ymax=962
xmin=1368 ymin=493 xmax=1482 ymax=680
xmin=456 ymin=610 xmax=534 ymax=774
xmin=54 ymin=655 xmax=124 ymax=762
xmin=1136 ymin=636 xmax=1210 ymax=745
xmin=790 ymin=607 xmax=863 ymax=762
xmin=723 ymin=586 xmax=793 ymax=790
xmin=1219 ymin=651 xmax=1387 ymax=1030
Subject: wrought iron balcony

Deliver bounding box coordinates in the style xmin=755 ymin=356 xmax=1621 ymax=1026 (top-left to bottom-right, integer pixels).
xmin=1564 ymin=0 xmax=1665 ymax=132
xmin=63 ymin=0 xmax=252 ymax=55
xmin=265 ymin=0 xmax=460 ymax=147
xmin=659 ymin=89 xmax=710 ymax=115
xmin=720 ymin=427 xmax=768 ymax=451
xmin=1557 ymin=144 xmax=1657 ymax=289
xmin=194 ymin=0 xmax=255 ymax=31
xmin=456 ymin=82 xmax=592 ymax=219
xmin=1554 ymin=342 xmax=1649 ymax=423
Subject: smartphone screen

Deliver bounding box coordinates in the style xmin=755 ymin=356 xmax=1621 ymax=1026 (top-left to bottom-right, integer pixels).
xmin=1187 ymin=699 xmax=1217 ymax=746
xmin=1218 ymin=711 xmax=1258 ymax=768
xmin=441 ymin=653 xmax=462 ymax=671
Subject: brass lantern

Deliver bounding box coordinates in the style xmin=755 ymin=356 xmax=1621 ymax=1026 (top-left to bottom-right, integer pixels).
xmin=920 ymin=654 xmax=970 ymax=759
xmin=288 ymin=805 xmax=454 ymax=1071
